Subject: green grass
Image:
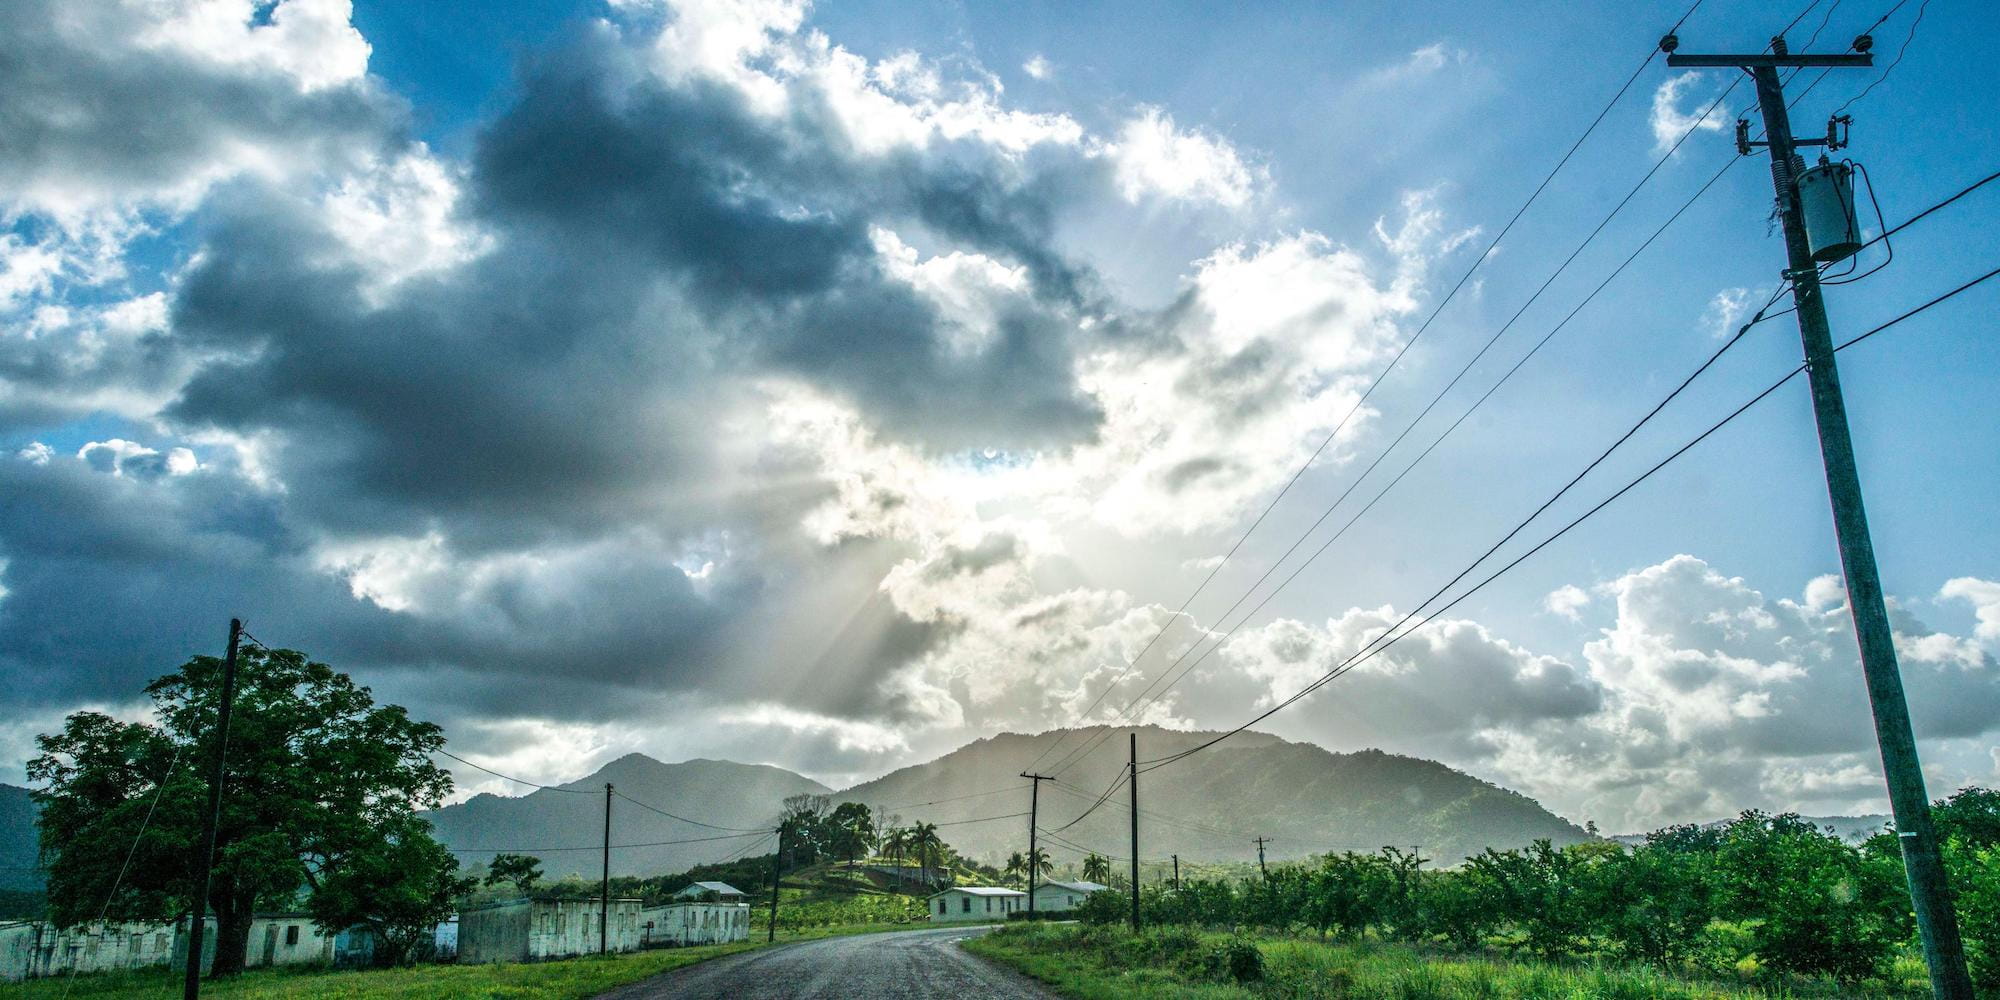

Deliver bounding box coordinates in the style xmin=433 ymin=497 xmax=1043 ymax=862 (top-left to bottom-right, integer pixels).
xmin=964 ymin=923 xmax=1931 ymax=1000
xmin=0 ymin=920 xmax=936 ymax=1000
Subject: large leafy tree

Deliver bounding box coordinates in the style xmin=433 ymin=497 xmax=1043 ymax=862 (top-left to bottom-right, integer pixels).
xmin=825 ymin=802 xmax=876 ymax=865
xmin=29 ymin=646 xmax=466 ymax=975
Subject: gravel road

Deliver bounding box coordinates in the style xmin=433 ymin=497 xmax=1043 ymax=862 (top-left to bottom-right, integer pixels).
xmin=595 ymin=925 xmax=1059 ymax=999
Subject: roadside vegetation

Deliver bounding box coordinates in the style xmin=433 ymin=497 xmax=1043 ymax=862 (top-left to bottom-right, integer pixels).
xmin=967 ymin=923 xmax=1928 ymax=999
xmin=969 ymin=793 xmax=2000 ymax=998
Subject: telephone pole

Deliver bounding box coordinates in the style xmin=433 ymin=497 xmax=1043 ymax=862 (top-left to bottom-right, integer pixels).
xmin=1668 ymin=33 xmax=1974 ymax=1000
xmin=767 ymin=823 xmax=784 ymax=943
xmin=1172 ymin=854 xmax=1180 ymax=892
xmin=1253 ymin=837 xmax=1270 ymax=879
xmin=1128 ymin=732 xmax=1140 ymax=931
xmin=1020 ymin=771 xmax=1052 ymax=919
xmin=600 ymin=783 xmax=613 ymax=955
xmin=183 ymin=618 xmax=241 ymax=1000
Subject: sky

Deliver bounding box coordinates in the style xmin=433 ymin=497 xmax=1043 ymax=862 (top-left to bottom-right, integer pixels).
xmin=3 ymin=0 xmax=1998 ymax=834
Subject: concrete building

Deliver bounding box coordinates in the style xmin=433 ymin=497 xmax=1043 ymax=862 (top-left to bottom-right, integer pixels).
xmin=927 ymin=886 xmax=1024 ymax=923
xmin=456 ymin=897 xmax=643 ymax=964
xmin=1029 ymin=880 xmax=1108 ymax=913
xmin=4 ymin=913 xmax=356 ymax=982
xmin=671 ymin=881 xmax=748 ymax=903
xmin=640 ymin=901 xmax=750 ymax=947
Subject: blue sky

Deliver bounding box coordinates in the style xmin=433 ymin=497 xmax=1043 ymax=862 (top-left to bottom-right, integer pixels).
xmin=2 ymin=0 xmax=1997 ymax=833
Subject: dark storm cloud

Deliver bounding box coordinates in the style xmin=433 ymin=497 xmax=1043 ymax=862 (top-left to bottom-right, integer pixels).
xmin=1 ymin=13 xmax=1150 ymax=727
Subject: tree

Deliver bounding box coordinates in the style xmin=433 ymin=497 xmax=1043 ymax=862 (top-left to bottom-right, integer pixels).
xmin=825 ymin=802 xmax=876 ymax=866
xmin=1004 ymin=852 xmax=1026 ymax=886
xmin=29 ymin=646 xmax=461 ymax=976
xmin=483 ymin=853 xmax=543 ymax=893
xmin=1027 ymin=846 xmax=1053 ymax=882
xmin=908 ymin=822 xmax=943 ymax=887
xmin=1081 ymin=852 xmax=1111 ymax=884
xmin=1716 ymin=811 xmax=1905 ymax=981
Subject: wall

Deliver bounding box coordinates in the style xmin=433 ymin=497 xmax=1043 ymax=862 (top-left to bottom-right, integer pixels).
xmin=171 ymin=914 xmax=338 ymax=974
xmin=458 ymin=899 xmax=532 ymax=965
xmin=459 ymin=898 xmax=643 ymax=964
xmin=1030 ymin=886 xmax=1089 ymax=911
xmin=2 ymin=920 xmax=180 ymax=982
xmin=639 ymin=902 xmax=749 ymax=947
xmin=928 ymin=891 xmax=1021 ymax=922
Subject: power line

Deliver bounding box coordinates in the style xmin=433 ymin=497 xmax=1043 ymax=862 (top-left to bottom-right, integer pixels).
xmin=1834 ymin=0 xmax=1928 ymax=114
xmin=432 ymin=748 xmax=599 ymax=794
xmin=1020 ymin=1 xmax=1703 ymax=776
xmin=1139 ymin=261 xmax=2000 ymax=773
xmin=446 ymin=830 xmax=768 ymax=854
xmin=613 ymin=790 xmax=765 ymax=833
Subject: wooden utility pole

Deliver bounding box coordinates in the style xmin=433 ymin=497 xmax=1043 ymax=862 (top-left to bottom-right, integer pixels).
xmin=183 ymin=618 xmax=242 ymax=1000
xmin=1128 ymin=733 xmax=1139 ymax=931
xmin=767 ymin=824 xmax=784 ymax=943
xmin=1020 ymin=772 xmax=1051 ymax=919
xmin=1172 ymin=854 xmax=1179 ymax=892
xmin=1669 ymin=33 xmax=1973 ymax=1000
xmin=1253 ymin=836 xmax=1270 ymax=879
xmin=600 ymin=783 xmax=613 ymax=955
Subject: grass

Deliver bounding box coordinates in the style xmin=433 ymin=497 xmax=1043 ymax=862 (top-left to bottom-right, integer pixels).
xmin=0 ymin=921 xmax=935 ymax=1000
xmin=964 ymin=923 xmax=1932 ymax=1000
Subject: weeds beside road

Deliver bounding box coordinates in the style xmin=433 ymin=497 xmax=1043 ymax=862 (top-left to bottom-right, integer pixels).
xmin=964 ymin=923 xmax=1932 ymax=1000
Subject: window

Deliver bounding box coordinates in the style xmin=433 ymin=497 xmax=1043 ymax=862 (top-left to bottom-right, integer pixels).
xmin=155 ymin=933 xmax=169 ymax=952
xmin=938 ymin=900 xmax=946 ymax=915
xmin=984 ymin=898 xmax=991 ymax=913
xmin=961 ymin=897 xmax=970 ymax=913
xmin=1068 ymin=896 xmax=1076 ymax=906
xmin=286 ymin=925 xmax=300 ymax=946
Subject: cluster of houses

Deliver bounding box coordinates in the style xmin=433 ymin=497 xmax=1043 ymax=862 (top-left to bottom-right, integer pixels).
xmin=3 ymin=876 xmax=1107 ymax=981
xmin=0 ymin=881 xmax=753 ymax=983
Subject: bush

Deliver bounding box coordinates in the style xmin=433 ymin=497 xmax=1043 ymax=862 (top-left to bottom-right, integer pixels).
xmin=1197 ymin=935 xmax=1264 ymax=984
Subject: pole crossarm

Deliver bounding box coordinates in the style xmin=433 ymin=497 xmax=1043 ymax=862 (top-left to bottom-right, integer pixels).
xmin=1666 ymin=53 xmax=1872 ymax=68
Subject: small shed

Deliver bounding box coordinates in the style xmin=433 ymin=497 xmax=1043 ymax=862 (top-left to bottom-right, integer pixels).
xmin=1030 ymin=880 xmax=1108 ymax=912
xmin=927 ymin=886 xmax=1024 ymax=923
xmin=672 ymin=881 xmax=748 ymax=903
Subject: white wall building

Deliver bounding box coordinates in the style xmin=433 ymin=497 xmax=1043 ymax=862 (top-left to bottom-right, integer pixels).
xmin=457 ymin=897 xmax=643 ymax=964
xmin=5 ymin=913 xmax=355 ymax=982
xmin=927 ymin=886 xmax=1024 ymax=923
xmin=640 ymin=901 xmax=750 ymax=947
xmin=1030 ymin=880 xmax=1108 ymax=913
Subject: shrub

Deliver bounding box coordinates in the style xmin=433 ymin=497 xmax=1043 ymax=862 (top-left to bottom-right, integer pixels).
xmin=1199 ymin=935 xmax=1264 ymax=983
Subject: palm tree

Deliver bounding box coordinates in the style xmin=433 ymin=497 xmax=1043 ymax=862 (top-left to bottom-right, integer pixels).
xmin=909 ymin=821 xmax=943 ymax=887
xmin=1028 ymin=846 xmax=1053 ymax=883
xmin=1004 ymin=851 xmax=1027 ymax=886
xmin=1081 ymin=852 xmax=1111 ymax=884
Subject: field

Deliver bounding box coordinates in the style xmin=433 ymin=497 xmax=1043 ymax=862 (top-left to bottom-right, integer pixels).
xmin=964 ymin=923 xmax=1935 ymax=1000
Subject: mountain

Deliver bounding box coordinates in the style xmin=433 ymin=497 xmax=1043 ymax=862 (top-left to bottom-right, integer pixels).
xmin=2 ymin=783 xmax=42 ymax=890
xmin=833 ymin=726 xmax=1593 ymax=865
xmin=421 ymin=755 xmax=829 ymax=878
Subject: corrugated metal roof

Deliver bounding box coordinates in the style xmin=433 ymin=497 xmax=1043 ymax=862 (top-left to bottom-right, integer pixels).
xmin=928 ymin=886 xmax=1025 ymax=898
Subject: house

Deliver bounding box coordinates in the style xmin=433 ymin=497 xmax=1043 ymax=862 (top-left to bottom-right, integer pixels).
xmin=640 ymin=900 xmax=750 ymax=947
xmin=171 ymin=913 xmax=348 ymax=974
xmin=1030 ymin=880 xmax=1108 ymax=912
xmin=671 ymin=881 xmax=748 ymax=903
xmin=927 ymin=886 xmax=1025 ymax=923
xmin=456 ymin=897 xmax=644 ymax=964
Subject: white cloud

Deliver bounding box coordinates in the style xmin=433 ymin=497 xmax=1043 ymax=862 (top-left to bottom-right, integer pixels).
xmin=76 ymin=439 xmax=199 ymax=479
xmin=1106 ymin=107 xmax=1262 ymax=209
xmin=1544 ymin=584 xmax=1590 ymax=620
xmin=320 ymin=148 xmax=492 ymax=302
xmin=1701 ymin=286 xmax=1753 ymax=339
xmin=1650 ymin=71 xmax=1724 ymax=156
xmin=15 ymin=442 xmax=53 ymax=465
xmin=1022 ymin=54 xmax=1052 ymax=80
xmin=1943 ymin=577 xmax=2000 ymax=644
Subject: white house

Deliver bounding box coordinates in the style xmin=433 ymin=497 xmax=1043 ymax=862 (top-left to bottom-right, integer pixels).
xmin=927 ymin=886 xmax=1025 ymax=923
xmin=672 ymin=881 xmax=748 ymax=903
xmin=1030 ymin=880 xmax=1108 ymax=913
xmin=457 ymin=897 xmax=644 ymax=964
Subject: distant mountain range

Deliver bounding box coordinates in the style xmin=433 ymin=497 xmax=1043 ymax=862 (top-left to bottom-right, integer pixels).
xmin=0 ymin=729 xmax=1895 ymax=882
xmin=420 ymin=755 xmax=829 ymax=879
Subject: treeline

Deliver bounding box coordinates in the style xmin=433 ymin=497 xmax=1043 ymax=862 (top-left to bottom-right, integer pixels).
xmin=1078 ymin=790 xmax=2000 ymax=990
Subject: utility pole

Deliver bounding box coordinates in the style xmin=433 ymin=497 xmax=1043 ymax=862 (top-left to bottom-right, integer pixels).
xmin=1128 ymin=732 xmax=1139 ymax=932
xmin=183 ymin=618 xmax=241 ymax=1000
xmin=767 ymin=824 xmax=784 ymax=943
xmin=600 ymin=783 xmax=613 ymax=955
xmin=1020 ymin=771 xmax=1051 ymax=919
xmin=1253 ymin=837 xmax=1270 ymax=879
xmin=1668 ymin=33 xmax=1974 ymax=1000
xmin=1172 ymin=854 xmax=1180 ymax=892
